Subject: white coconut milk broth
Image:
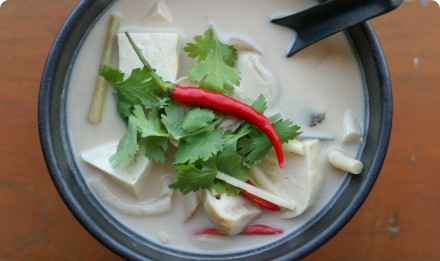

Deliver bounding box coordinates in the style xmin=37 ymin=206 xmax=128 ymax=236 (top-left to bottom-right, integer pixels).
xmin=67 ymin=0 xmax=365 ymax=254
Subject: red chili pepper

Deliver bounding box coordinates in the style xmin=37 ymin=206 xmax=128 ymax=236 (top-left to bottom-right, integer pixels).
xmin=194 ymin=228 xmax=222 ymax=236
xmin=241 ymin=224 xmax=284 ymax=235
xmin=170 ymin=85 xmax=284 ymax=168
xmin=194 ymin=224 xmax=283 ymax=236
xmin=241 ymin=181 xmax=281 ymax=211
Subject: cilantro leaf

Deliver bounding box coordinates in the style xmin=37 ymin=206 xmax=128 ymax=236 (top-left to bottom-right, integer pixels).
xmin=237 ymin=114 xmax=301 ymax=167
xmin=115 ymin=100 xmax=133 ymax=121
xmin=169 ymin=164 xmax=217 ymax=194
xmin=272 ymin=117 xmax=302 ymax=142
xmin=217 ymin=131 xmax=253 ymax=181
xmin=160 ymin=101 xmax=186 ymax=140
xmin=100 ymin=66 xmax=167 ymax=118
xmin=100 ymin=65 xmax=125 ymax=84
xmin=184 ymin=27 xmax=240 ymax=94
xmin=184 ymin=27 xmax=236 ymax=65
xmin=189 ymin=58 xmax=240 ymax=95
xmin=142 ymin=136 xmax=169 ymax=163
xmin=182 ymin=108 xmax=215 ymax=132
xmin=251 ymin=94 xmax=268 ymax=113
xmin=174 ymin=131 xmax=226 ymax=165
xmin=110 ymin=119 xmax=139 ymax=169
xmin=212 ymin=180 xmax=242 ymax=196
xmin=238 ymin=133 xmax=271 ymax=167
xmin=130 ymin=105 xmax=167 ymax=138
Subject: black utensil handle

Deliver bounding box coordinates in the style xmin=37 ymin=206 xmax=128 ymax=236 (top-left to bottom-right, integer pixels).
xmin=273 ymin=0 xmax=403 ymax=30
xmin=272 ymin=0 xmax=403 ymax=56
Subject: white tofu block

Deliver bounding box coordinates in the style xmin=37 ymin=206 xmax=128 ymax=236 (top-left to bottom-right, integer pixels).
xmin=342 ymin=110 xmax=362 ymax=144
xmin=259 ymin=140 xmax=305 ymax=177
xmin=202 ymin=189 xmax=262 ymax=236
xmin=145 ymin=0 xmax=173 ymax=23
xmin=253 ymin=139 xmax=325 ymax=218
xmin=81 ymin=141 xmax=150 ymax=198
xmin=118 ymin=32 xmax=180 ymax=82
xmin=259 ymin=149 xmax=280 ymax=176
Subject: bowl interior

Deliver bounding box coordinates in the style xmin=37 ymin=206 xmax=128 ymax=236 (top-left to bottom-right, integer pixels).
xmin=39 ymin=1 xmax=392 ymax=260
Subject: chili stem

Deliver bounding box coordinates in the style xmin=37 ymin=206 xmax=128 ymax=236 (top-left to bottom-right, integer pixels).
xmin=88 ymin=14 xmax=122 ymax=124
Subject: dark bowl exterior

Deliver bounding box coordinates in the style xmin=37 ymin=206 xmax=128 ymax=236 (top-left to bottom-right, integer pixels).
xmin=38 ymin=1 xmax=392 ymax=260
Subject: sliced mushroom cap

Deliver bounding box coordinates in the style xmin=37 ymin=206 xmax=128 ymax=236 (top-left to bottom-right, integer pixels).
xmin=228 ymin=37 xmax=261 ymax=53
xmin=232 ymin=47 xmax=280 ymax=107
xmin=181 ymin=191 xmax=201 ymax=222
xmin=201 ymin=190 xmax=262 ymax=235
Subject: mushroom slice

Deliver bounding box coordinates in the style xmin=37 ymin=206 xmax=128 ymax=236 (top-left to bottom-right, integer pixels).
xmin=90 ymin=174 xmax=174 ymax=216
xmin=232 ymin=46 xmax=279 ymax=107
xmin=228 ymin=38 xmax=261 ymax=53
xmin=252 ymin=139 xmax=325 ymax=218
xmin=182 ymin=191 xmax=201 ymax=222
xmin=201 ymin=190 xmax=262 ymax=236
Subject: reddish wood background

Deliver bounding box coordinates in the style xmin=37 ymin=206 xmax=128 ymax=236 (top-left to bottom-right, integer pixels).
xmin=1 ymin=1 xmax=439 ymax=260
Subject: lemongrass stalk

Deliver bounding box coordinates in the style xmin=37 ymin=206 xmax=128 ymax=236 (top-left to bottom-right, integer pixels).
xmin=216 ymin=172 xmax=296 ymax=210
xmin=88 ymin=14 xmax=122 ymax=123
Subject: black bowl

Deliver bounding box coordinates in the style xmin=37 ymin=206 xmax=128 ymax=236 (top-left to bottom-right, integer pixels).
xmin=38 ymin=1 xmax=392 ymax=260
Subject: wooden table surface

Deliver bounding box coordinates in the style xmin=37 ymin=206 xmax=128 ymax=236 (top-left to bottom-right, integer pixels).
xmin=1 ymin=1 xmax=439 ymax=260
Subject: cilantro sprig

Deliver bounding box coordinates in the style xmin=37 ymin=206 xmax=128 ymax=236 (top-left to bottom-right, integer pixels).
xmin=184 ymin=27 xmax=240 ymax=95
xmin=100 ymin=28 xmax=301 ymax=195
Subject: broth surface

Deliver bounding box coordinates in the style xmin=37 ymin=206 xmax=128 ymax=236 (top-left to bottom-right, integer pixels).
xmin=67 ymin=0 xmax=366 ymax=254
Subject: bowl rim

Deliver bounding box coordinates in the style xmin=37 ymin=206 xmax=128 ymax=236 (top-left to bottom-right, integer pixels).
xmin=38 ymin=1 xmax=393 ymax=260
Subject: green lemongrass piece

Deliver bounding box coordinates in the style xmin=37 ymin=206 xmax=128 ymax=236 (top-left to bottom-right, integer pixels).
xmin=124 ymin=31 xmax=174 ymax=92
xmin=88 ymin=14 xmax=122 ymax=124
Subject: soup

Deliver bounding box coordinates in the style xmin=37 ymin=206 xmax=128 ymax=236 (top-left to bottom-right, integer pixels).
xmin=66 ymin=0 xmax=366 ymax=254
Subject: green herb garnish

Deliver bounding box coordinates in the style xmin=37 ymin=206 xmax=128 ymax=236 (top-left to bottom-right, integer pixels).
xmin=184 ymin=27 xmax=240 ymax=95
xmin=100 ymin=27 xmax=301 ymax=195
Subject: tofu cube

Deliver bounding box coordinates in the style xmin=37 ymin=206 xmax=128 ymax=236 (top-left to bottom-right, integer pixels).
xmin=118 ymin=32 xmax=180 ymax=82
xmin=81 ymin=141 xmax=150 ymax=198
xmin=144 ymin=0 xmax=173 ymax=23
xmin=202 ymin=190 xmax=262 ymax=235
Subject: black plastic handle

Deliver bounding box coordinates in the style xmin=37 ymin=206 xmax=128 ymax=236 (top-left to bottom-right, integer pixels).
xmin=272 ymin=0 xmax=403 ymax=56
